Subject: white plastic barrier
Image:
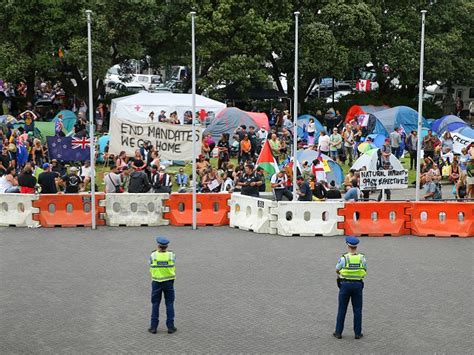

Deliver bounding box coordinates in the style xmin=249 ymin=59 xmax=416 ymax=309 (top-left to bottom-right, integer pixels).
xmin=228 ymin=193 xmax=277 ymax=234
xmin=0 ymin=193 xmax=39 ymax=227
xmin=271 ymin=201 xmax=345 ymax=236
xmin=100 ymin=193 xmax=170 ymax=226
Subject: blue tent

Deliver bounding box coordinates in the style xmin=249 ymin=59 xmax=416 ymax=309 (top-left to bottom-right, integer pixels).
xmin=53 ymin=110 xmax=77 ymax=133
xmin=96 ymin=135 xmax=110 ymax=163
xmin=297 ymin=114 xmax=325 ymax=141
xmin=296 ymin=149 xmax=344 ymax=186
xmin=373 ymin=106 xmax=429 ymax=134
xmin=431 ymin=115 xmax=466 ymax=134
xmin=453 ymin=126 xmax=474 ymax=139
xmin=439 ymin=122 xmax=468 ymax=135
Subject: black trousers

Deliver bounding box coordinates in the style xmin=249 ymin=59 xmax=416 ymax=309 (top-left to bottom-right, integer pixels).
xmin=274 ymin=188 xmax=293 ymax=201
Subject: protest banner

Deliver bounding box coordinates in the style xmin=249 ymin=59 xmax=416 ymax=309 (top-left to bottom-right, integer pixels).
xmin=451 ymin=132 xmax=473 ymax=154
xmin=360 ymin=169 xmax=408 ymax=190
xmin=109 ymin=117 xmax=202 ymax=160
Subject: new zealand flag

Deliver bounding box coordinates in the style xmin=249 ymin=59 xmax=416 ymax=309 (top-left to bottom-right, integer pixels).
xmin=47 ymin=136 xmax=91 ymax=161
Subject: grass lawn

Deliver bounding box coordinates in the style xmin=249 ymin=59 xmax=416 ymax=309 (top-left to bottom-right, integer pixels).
xmin=92 ymin=154 xmax=417 ymax=192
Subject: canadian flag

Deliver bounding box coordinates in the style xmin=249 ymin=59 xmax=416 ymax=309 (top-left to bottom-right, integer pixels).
xmin=356 ymin=79 xmax=371 ymax=92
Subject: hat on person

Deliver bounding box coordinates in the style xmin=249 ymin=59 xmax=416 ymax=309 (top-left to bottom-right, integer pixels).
xmin=345 ymin=236 xmax=360 ymax=247
xmin=155 ymin=236 xmax=170 ymax=246
xmin=159 ymin=165 xmax=166 ymax=171
xmin=42 ymin=163 xmax=50 ymax=169
xmin=70 ymin=166 xmax=78 ymax=173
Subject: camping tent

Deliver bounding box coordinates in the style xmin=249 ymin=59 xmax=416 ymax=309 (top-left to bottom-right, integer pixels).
xmin=296 ymin=149 xmax=344 ymax=186
xmin=297 ymin=114 xmax=325 ymax=141
xmin=110 ymin=92 xmax=226 ymax=123
xmin=372 ymin=106 xmax=429 ymax=134
xmin=204 ymin=107 xmax=269 ymax=143
xmin=438 ymin=122 xmax=468 ymax=135
xmin=53 ymin=110 xmax=77 ymax=133
xmin=431 ymin=115 xmax=466 ymax=134
xmin=345 ymin=105 xmax=390 ymax=122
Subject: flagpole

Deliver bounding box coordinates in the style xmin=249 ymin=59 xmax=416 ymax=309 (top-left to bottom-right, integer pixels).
xmin=191 ymin=11 xmax=197 ymax=230
xmin=415 ymin=10 xmax=427 ymax=202
xmin=292 ymin=11 xmax=299 ymax=201
xmin=86 ymin=9 xmax=96 ymax=230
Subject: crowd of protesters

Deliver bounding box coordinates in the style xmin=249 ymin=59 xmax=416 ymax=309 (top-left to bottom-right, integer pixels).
xmin=1 ymin=88 xmax=474 ymax=201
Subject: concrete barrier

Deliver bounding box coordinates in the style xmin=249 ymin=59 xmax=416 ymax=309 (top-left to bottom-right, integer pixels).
xmin=100 ymin=193 xmax=170 ymax=226
xmin=271 ymin=201 xmax=345 ymax=236
xmin=0 ymin=193 xmax=39 ymax=228
xmin=228 ymin=193 xmax=277 ymax=234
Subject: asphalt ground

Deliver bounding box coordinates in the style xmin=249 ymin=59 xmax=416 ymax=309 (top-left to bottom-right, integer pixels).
xmin=1 ymin=226 xmax=472 ymax=354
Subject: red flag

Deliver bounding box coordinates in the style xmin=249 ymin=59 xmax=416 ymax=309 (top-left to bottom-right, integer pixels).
xmin=356 ymin=79 xmax=371 ymax=92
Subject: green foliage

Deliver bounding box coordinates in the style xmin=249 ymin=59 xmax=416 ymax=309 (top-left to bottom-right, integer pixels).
xmin=0 ymin=0 xmax=470 ymax=107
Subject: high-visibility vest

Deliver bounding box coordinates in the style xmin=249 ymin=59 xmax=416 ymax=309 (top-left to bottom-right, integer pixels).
xmin=339 ymin=253 xmax=366 ymax=280
xmin=150 ymin=251 xmax=176 ymax=282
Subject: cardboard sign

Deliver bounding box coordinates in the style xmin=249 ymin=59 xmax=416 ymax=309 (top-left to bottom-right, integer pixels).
xmin=360 ymin=169 xmax=408 ymax=190
xmin=109 ymin=117 xmax=202 ymax=160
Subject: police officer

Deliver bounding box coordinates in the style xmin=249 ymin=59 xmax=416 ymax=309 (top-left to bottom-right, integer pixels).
xmin=333 ymin=236 xmax=367 ymax=339
xmin=148 ymin=237 xmax=177 ymax=334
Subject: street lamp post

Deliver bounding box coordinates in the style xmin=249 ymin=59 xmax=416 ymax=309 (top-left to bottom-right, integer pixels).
xmin=292 ymin=11 xmax=299 ymax=201
xmin=191 ymin=11 xmax=197 ymax=230
xmin=415 ymin=10 xmax=427 ymax=201
xmin=86 ymin=9 xmax=96 ymax=229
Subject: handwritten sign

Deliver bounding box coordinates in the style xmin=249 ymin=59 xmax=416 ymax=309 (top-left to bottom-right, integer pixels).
xmin=109 ymin=117 xmax=202 ymax=160
xmin=452 ymin=133 xmax=473 ymax=154
xmin=360 ymin=169 xmax=408 ymax=190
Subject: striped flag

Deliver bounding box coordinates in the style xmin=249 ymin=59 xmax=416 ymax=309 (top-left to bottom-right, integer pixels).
xmin=256 ymin=140 xmax=279 ymax=177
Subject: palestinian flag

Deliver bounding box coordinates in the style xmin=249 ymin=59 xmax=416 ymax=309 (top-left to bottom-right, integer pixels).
xmin=256 ymin=140 xmax=279 ymax=177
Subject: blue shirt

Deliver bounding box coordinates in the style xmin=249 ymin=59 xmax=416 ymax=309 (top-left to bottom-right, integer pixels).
xmin=336 ymin=253 xmax=367 ymax=271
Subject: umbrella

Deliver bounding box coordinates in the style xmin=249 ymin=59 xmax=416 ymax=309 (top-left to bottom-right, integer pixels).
xmin=351 ymin=148 xmax=404 ymax=171
xmin=358 ymin=142 xmax=377 ymax=153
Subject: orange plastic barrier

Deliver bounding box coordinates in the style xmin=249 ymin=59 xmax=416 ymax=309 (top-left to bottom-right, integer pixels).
xmin=33 ymin=194 xmax=106 ymax=228
xmin=164 ymin=193 xmax=230 ymax=226
xmin=337 ymin=202 xmax=411 ymax=237
xmin=406 ymin=202 xmax=474 ymax=238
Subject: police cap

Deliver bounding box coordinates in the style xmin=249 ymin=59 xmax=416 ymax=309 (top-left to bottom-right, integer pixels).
xmin=345 ymin=236 xmax=359 ymax=247
xmin=156 ymin=236 xmax=170 ymax=246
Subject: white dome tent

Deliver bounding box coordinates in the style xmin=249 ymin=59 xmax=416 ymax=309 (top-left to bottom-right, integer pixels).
xmin=110 ymin=92 xmax=226 ymax=123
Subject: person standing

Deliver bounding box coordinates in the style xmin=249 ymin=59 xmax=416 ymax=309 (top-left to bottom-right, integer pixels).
xmin=389 ymin=128 xmax=402 ymax=158
xmin=342 ymin=124 xmax=355 ymax=166
xmin=317 ymin=130 xmax=330 ymax=156
xmin=405 ymin=131 xmax=418 ymax=170
xmin=422 ymin=130 xmax=437 ymax=159
xmin=237 ymin=164 xmax=261 ymax=197
xmin=329 ymin=128 xmax=343 ymax=162
xmin=62 ymin=167 xmax=83 ymax=194
xmin=38 ymin=163 xmax=59 ymax=194
xmin=334 ymin=237 xmax=367 ymax=340
xmin=217 ymin=133 xmax=230 ymax=170
xmin=148 ymin=237 xmax=177 ymax=334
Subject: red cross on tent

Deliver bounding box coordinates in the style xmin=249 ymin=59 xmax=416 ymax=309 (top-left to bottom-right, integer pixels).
xmin=134 ymin=105 xmax=141 ymax=112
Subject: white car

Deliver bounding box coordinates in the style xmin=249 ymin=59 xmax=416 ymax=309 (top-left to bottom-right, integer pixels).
xmin=325 ymin=90 xmax=352 ymax=103
xmin=107 ymin=82 xmax=147 ymax=95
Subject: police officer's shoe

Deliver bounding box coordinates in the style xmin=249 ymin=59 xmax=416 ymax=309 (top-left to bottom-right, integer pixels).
xmin=333 ymin=332 xmax=342 ymax=339
xmin=148 ymin=328 xmax=157 ymax=334
xmin=168 ymin=327 xmax=177 ymax=334
xmin=355 ymin=334 xmax=364 ymax=339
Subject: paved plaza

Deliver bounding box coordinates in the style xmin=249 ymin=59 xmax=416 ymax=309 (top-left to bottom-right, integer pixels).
xmin=1 ymin=226 xmax=472 ymax=354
